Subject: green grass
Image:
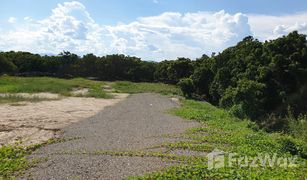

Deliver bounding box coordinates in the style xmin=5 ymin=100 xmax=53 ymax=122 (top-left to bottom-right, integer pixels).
xmin=0 ymin=145 xmax=29 ymax=178
xmin=0 ymin=77 xmax=181 ymax=103
xmin=0 ymin=76 xmax=110 ymax=100
xmin=135 ymin=99 xmax=307 ymax=179
xmin=111 ymin=81 xmax=181 ymax=95
xmin=0 ymin=95 xmax=55 ymax=104
xmin=0 ymin=138 xmax=82 ymax=178
xmin=289 ymin=115 xmax=307 ymax=143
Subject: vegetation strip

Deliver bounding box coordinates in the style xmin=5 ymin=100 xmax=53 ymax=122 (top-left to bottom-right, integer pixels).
xmin=0 ymin=76 xmax=111 ymax=101
xmin=133 ymin=99 xmax=307 ymax=179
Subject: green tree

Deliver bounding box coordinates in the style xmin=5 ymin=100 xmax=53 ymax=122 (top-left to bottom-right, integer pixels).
xmin=178 ymin=78 xmax=194 ymax=97
xmin=220 ymin=79 xmax=266 ymax=119
xmin=0 ymin=55 xmax=16 ymax=75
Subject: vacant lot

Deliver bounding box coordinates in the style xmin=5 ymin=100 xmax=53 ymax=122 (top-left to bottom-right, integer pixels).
xmin=0 ymin=76 xmax=306 ymax=179
xmin=0 ymin=76 xmax=130 ymax=147
xmin=0 ymin=76 xmax=182 ymax=177
xmin=0 ymin=76 xmax=180 ymax=148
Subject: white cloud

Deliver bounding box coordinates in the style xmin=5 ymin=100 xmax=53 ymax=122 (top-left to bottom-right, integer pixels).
xmin=24 ymin=16 xmax=33 ymax=22
xmin=153 ymin=0 xmax=159 ymax=4
xmin=1 ymin=1 xmax=107 ymax=55
xmin=247 ymin=12 xmax=307 ymax=40
xmin=106 ymin=10 xmax=251 ymax=60
xmin=0 ymin=1 xmax=307 ymax=61
xmin=8 ymin=17 xmax=17 ymax=23
xmin=273 ymin=23 xmax=307 ymax=37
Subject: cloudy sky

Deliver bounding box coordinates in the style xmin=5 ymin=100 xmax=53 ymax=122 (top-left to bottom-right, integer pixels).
xmin=1 ymin=0 xmax=307 ymax=61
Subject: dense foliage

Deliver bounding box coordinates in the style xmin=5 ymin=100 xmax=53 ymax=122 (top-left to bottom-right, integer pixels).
xmin=0 ymin=52 xmax=158 ymax=81
xmin=0 ymin=31 xmax=306 ymax=131
xmin=179 ymin=31 xmax=307 ymax=131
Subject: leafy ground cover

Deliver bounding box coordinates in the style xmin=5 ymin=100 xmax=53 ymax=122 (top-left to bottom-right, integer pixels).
xmin=136 ymin=99 xmax=307 ymax=179
xmin=0 ymin=145 xmax=40 ymax=178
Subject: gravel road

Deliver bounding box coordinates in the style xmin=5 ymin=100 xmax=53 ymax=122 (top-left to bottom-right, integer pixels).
xmin=20 ymin=93 xmax=199 ymax=179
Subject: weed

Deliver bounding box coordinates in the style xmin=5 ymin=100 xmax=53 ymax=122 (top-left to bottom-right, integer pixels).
xmin=136 ymin=99 xmax=307 ymax=179
xmin=111 ymin=81 xmax=181 ymax=95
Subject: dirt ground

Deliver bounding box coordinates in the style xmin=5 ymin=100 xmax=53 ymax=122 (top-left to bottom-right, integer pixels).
xmin=0 ymin=93 xmax=129 ymax=147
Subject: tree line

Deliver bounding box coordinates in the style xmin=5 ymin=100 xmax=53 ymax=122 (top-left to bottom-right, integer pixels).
xmin=0 ymin=31 xmax=306 ymax=131
xmin=0 ymin=51 xmax=195 ymax=82
xmin=178 ymin=31 xmax=307 ymax=131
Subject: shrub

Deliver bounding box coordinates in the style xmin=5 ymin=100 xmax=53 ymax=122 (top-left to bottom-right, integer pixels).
xmin=278 ymin=136 xmax=307 ymax=158
xmin=178 ymin=78 xmax=194 ymax=98
xmin=220 ymin=80 xmax=266 ymax=119
xmin=229 ymin=104 xmax=248 ymax=119
xmin=247 ymin=121 xmax=260 ymax=132
xmin=190 ymin=64 xmax=213 ymax=97
xmin=289 ymin=115 xmax=307 ymax=143
xmin=261 ymin=114 xmax=289 ymax=132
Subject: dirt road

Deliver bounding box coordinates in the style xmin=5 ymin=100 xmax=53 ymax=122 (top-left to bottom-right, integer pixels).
xmin=21 ymin=93 xmax=199 ymax=179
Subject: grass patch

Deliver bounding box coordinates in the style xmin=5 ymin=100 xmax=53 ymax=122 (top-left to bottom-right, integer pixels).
xmin=0 ymin=145 xmax=29 ymax=178
xmin=136 ymin=99 xmax=307 ymax=179
xmin=0 ymin=76 xmax=110 ymax=100
xmin=0 ymin=95 xmax=54 ymax=104
xmin=289 ymin=115 xmax=307 ymax=143
xmin=111 ymin=81 xmax=181 ymax=95
xmin=0 ymin=76 xmax=180 ymax=102
xmin=0 ymin=137 xmax=84 ymax=178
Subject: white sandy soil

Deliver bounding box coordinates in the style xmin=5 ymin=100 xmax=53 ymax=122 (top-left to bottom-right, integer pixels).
xmin=0 ymin=93 xmax=129 ymax=147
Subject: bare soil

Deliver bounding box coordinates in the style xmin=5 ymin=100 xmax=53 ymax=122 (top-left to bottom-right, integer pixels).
xmin=0 ymin=93 xmax=129 ymax=146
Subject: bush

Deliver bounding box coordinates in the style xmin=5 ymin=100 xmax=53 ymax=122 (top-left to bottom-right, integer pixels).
xmin=178 ymin=78 xmax=194 ymax=97
xmin=289 ymin=115 xmax=307 ymax=143
xmin=229 ymin=104 xmax=248 ymax=119
xmin=261 ymin=114 xmax=289 ymax=132
xmin=219 ymin=80 xmax=266 ymax=119
xmin=247 ymin=121 xmax=260 ymax=131
xmin=279 ymin=137 xmax=299 ymax=155
xmin=278 ymin=136 xmax=307 ymax=158
xmin=190 ymin=64 xmax=213 ymax=97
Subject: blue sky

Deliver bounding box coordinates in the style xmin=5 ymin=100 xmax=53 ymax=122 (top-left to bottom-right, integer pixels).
xmin=0 ymin=0 xmax=307 ymax=60
xmin=1 ymin=0 xmax=307 ymax=24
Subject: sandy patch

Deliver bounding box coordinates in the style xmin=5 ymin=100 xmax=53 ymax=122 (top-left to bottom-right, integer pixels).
xmin=0 ymin=92 xmax=60 ymax=99
xmin=170 ymin=97 xmax=180 ymax=104
xmin=102 ymin=85 xmax=114 ymax=92
xmin=71 ymin=88 xmax=90 ymax=96
xmin=0 ymin=93 xmax=129 ymax=147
